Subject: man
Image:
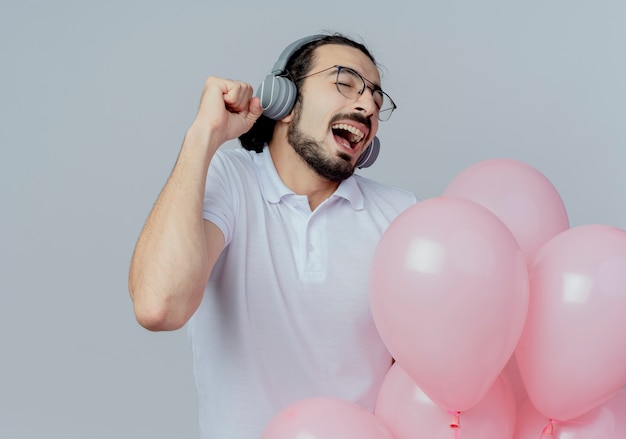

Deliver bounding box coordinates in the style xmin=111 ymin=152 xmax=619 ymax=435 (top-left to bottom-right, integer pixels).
xmin=128 ymin=33 xmax=417 ymax=438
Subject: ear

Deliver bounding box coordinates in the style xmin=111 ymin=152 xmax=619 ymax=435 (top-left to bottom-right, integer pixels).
xmin=279 ymin=108 xmax=295 ymax=123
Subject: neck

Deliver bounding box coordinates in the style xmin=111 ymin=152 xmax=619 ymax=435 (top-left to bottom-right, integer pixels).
xmin=268 ymin=137 xmax=340 ymax=211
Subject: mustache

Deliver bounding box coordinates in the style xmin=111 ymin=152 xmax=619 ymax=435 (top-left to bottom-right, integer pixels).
xmin=329 ymin=112 xmax=371 ymax=131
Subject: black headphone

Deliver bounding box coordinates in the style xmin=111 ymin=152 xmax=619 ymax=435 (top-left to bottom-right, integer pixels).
xmin=255 ymin=35 xmax=380 ymax=169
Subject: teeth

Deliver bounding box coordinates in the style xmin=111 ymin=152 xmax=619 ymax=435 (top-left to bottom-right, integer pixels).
xmin=332 ymin=123 xmax=364 ymax=144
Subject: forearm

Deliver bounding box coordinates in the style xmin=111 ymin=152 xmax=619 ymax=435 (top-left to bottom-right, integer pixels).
xmin=129 ymin=126 xmax=218 ymax=331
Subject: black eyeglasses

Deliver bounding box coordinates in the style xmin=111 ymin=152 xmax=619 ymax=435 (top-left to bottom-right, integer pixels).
xmin=294 ymin=65 xmax=397 ymax=121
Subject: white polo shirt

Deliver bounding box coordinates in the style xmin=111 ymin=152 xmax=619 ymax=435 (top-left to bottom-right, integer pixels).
xmin=188 ymin=147 xmax=416 ymax=439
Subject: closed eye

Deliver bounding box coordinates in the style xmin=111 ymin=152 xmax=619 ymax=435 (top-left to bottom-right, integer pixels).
xmin=336 ymin=81 xmax=356 ymax=88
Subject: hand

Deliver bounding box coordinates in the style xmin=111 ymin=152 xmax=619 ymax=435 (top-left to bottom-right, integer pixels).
xmin=191 ymin=76 xmax=264 ymax=148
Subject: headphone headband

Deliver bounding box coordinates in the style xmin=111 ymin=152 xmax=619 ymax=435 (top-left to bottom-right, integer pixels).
xmin=269 ymin=34 xmax=327 ymax=76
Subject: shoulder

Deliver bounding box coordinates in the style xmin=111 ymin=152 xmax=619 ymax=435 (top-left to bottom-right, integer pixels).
xmin=212 ymin=147 xmax=257 ymax=169
xmin=208 ymin=148 xmax=262 ymax=182
xmin=353 ymin=174 xmax=418 ymax=207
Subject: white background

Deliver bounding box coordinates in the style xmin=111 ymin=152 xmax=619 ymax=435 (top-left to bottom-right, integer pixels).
xmin=1 ymin=1 xmax=624 ymax=438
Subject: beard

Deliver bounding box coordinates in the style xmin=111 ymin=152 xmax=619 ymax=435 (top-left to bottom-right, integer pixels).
xmin=287 ymin=104 xmax=356 ymax=182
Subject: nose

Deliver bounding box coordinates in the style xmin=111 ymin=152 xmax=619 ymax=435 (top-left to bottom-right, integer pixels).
xmin=353 ymin=86 xmax=379 ymax=118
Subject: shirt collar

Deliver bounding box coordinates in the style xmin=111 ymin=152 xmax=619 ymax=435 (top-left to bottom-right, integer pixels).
xmin=256 ymin=147 xmax=364 ymax=210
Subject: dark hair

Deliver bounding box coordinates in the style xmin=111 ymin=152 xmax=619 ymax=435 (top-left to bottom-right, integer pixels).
xmin=238 ymin=33 xmax=377 ymax=152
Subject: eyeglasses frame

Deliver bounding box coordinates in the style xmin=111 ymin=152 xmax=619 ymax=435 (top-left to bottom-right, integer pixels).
xmin=293 ymin=65 xmax=397 ymax=121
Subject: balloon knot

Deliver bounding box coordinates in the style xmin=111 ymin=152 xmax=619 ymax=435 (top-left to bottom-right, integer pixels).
xmin=449 ymin=411 xmax=461 ymax=429
xmin=541 ymin=420 xmax=554 ymax=437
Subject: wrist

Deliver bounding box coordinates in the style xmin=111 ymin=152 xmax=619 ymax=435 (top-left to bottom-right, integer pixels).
xmin=184 ymin=121 xmax=222 ymax=154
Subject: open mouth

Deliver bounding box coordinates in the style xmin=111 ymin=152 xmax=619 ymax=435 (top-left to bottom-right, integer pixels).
xmin=332 ymin=123 xmax=365 ymax=150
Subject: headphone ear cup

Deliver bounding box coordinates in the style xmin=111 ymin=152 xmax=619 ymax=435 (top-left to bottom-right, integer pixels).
xmin=356 ymin=136 xmax=380 ymax=169
xmin=256 ymin=75 xmax=297 ymax=120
